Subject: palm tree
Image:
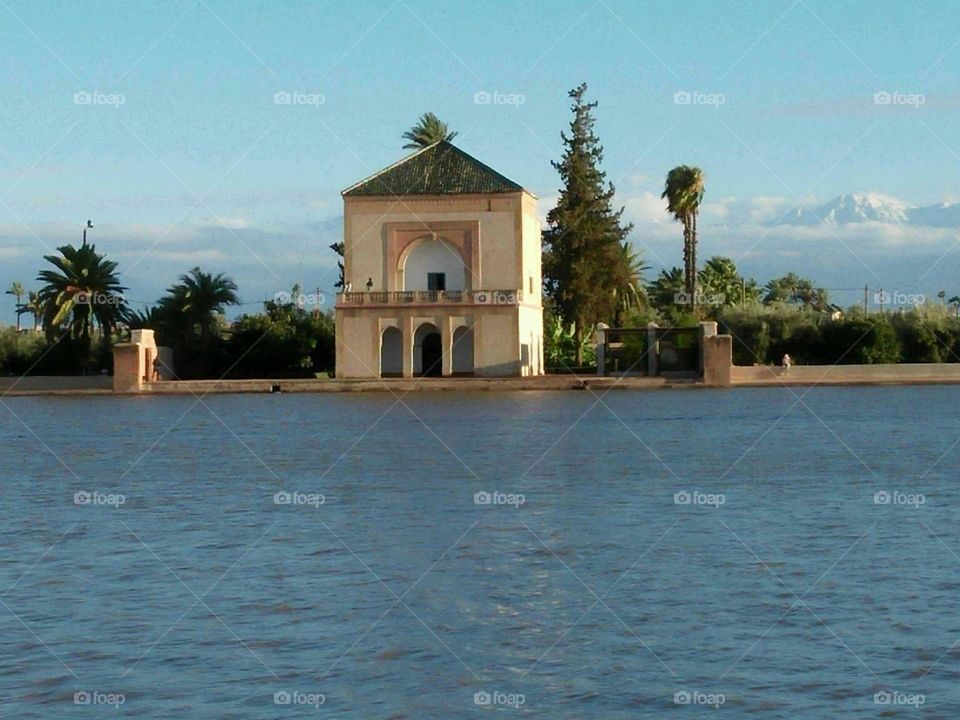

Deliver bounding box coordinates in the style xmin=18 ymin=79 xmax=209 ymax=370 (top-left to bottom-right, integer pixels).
xmin=24 ymin=291 xmax=43 ymax=331
xmin=662 ymin=166 xmax=705 ymax=308
xmin=36 ymin=243 xmax=127 ymax=345
xmin=402 ymin=112 xmax=457 ymax=149
xmin=648 ymin=267 xmax=685 ymax=311
xmin=699 ymin=256 xmax=760 ymax=308
xmin=161 ymin=267 xmax=239 ymax=358
xmin=612 ymin=241 xmax=648 ymax=325
xmin=5 ymin=281 xmax=25 ymax=331
xmin=763 ymin=273 xmax=829 ymax=311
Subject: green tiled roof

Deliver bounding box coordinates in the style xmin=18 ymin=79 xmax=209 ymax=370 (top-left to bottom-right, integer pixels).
xmin=342 ymin=141 xmax=524 ymax=197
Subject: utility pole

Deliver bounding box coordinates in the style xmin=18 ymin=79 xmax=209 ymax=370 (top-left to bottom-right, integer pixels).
xmin=863 ymin=284 xmax=868 ymax=314
xmin=315 ymin=286 xmax=321 ymax=318
xmin=82 ymin=219 xmax=93 ymax=245
xmin=879 ymin=288 xmax=885 ymax=314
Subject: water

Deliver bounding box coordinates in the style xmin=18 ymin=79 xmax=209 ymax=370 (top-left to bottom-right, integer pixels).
xmin=1 ymin=386 xmax=959 ymax=718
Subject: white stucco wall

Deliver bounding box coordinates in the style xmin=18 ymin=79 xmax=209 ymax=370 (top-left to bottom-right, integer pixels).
xmin=343 ymin=195 xmax=523 ymax=292
xmin=403 ymin=239 xmax=467 ymax=291
xmin=337 ymin=192 xmax=544 ymax=378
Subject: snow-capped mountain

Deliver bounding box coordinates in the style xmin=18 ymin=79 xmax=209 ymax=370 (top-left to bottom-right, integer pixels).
xmin=778 ymin=193 xmax=960 ymax=227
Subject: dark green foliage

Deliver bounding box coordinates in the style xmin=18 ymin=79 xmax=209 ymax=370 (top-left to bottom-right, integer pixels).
xmin=820 ymin=316 xmax=900 ymax=364
xmin=542 ymin=83 xmax=633 ymax=363
xmin=36 ymin=242 xmax=128 ymax=369
xmin=718 ymin=306 xmax=944 ymax=365
xmin=147 ymin=267 xmax=240 ymax=378
xmin=402 ymin=112 xmax=457 ymax=149
xmin=228 ymin=298 xmax=335 ymax=378
xmin=543 ymin=309 xmax=595 ymax=370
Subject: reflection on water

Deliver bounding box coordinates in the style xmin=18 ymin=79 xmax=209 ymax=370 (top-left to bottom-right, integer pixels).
xmin=1 ymin=386 xmax=959 ymax=717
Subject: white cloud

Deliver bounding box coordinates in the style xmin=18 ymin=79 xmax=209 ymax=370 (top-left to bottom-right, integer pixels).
xmin=624 ymin=191 xmax=669 ymax=225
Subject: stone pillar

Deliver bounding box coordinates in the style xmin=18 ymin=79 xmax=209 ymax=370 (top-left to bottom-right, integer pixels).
xmin=699 ymin=321 xmax=718 ymax=376
xmin=156 ymin=347 xmax=175 ymax=380
xmin=113 ymin=343 xmax=143 ymax=393
xmin=703 ymin=334 xmax=733 ymax=387
xmin=594 ymin=323 xmax=608 ymax=376
xmin=442 ymin=317 xmax=454 ymax=377
xmin=647 ymin=322 xmax=659 ymax=376
xmin=402 ymin=317 xmax=414 ymax=378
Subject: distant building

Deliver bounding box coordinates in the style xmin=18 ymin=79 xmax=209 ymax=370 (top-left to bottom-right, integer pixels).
xmin=335 ymin=141 xmax=544 ymax=378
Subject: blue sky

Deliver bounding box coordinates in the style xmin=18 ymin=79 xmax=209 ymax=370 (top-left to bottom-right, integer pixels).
xmin=2 ymin=0 xmax=960 ymax=316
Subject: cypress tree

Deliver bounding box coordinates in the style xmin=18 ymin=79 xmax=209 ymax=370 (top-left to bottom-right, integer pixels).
xmin=543 ymin=83 xmax=633 ymax=364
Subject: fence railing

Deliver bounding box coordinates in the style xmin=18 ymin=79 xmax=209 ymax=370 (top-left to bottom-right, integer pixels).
xmin=337 ymin=290 xmax=522 ymax=306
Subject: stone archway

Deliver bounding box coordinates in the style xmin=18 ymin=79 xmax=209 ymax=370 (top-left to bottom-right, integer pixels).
xmin=398 ymin=237 xmax=468 ymax=292
xmin=380 ymin=327 xmax=403 ymax=377
xmin=452 ymin=326 xmax=474 ymax=375
xmin=414 ymin=322 xmax=442 ymax=377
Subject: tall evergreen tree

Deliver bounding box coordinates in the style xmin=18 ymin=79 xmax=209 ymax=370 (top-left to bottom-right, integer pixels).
xmin=542 ymin=83 xmax=633 ymax=364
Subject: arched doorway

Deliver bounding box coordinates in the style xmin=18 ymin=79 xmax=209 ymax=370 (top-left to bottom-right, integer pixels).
xmin=414 ymin=323 xmax=442 ymax=377
xmin=401 ymin=238 xmax=467 ymax=292
xmin=380 ymin=327 xmax=402 ymax=377
xmin=452 ymin=326 xmax=474 ymax=375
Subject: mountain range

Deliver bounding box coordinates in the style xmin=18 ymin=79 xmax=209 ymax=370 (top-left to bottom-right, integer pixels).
xmin=777 ymin=193 xmax=960 ymax=227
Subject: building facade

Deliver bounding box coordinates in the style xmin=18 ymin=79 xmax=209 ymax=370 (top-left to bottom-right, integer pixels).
xmin=335 ymin=141 xmax=544 ymax=378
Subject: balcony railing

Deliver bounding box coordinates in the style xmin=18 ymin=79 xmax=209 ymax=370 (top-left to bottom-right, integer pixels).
xmin=337 ymin=289 xmax=522 ymax=306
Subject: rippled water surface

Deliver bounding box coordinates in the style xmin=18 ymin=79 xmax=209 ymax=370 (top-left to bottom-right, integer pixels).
xmin=2 ymin=386 xmax=960 ymax=717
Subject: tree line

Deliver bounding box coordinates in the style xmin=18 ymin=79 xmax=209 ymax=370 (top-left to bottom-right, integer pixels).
xmin=2 ymin=244 xmax=334 ymax=378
